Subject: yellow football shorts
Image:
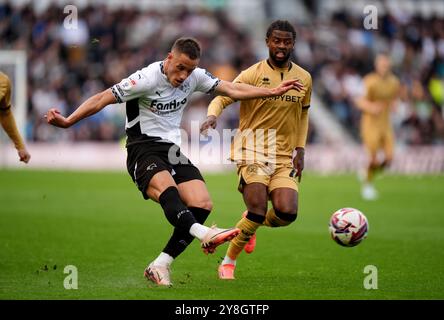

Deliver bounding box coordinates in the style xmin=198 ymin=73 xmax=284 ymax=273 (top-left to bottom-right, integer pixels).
xmin=237 ymin=162 xmax=298 ymax=193
xmin=361 ymin=126 xmax=395 ymax=160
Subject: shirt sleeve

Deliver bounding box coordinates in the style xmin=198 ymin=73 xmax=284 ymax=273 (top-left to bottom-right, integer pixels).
xmin=0 ymin=73 xmax=12 ymax=110
xmin=206 ymin=69 xmax=253 ymax=117
xmin=194 ymin=68 xmax=220 ymax=94
xmin=302 ymin=74 xmax=312 ymax=108
xmin=232 ymin=67 xmax=255 ymax=85
xmin=111 ymin=70 xmax=151 ymax=103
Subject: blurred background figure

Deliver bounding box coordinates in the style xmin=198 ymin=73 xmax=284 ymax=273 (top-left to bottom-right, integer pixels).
xmin=354 ymin=54 xmax=400 ymax=200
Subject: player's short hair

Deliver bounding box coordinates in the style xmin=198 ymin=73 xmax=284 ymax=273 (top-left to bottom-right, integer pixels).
xmin=171 ymin=38 xmax=201 ymax=60
xmin=266 ymin=20 xmax=297 ymax=41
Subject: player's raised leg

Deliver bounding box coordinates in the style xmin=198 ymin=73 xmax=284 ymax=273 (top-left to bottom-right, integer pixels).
xmin=133 ymin=151 xmax=239 ymax=286
xmin=144 ymin=171 xmax=239 ymax=285
xmin=179 ymin=179 xmax=239 ymax=254
xmin=147 ymin=170 xmax=238 ymax=246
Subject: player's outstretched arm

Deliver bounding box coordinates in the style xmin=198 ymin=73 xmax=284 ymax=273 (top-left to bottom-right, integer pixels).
xmin=214 ymin=79 xmax=303 ymax=101
xmin=200 ymin=115 xmax=217 ymax=134
xmin=291 ymin=147 xmax=305 ymax=182
xmin=45 ymin=89 xmax=117 ymax=128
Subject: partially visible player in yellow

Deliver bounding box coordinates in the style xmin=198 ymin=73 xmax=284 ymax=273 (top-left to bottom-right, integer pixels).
xmin=0 ymin=71 xmax=30 ymax=164
xmin=200 ymin=20 xmax=311 ymax=279
xmin=354 ymin=54 xmax=400 ymax=200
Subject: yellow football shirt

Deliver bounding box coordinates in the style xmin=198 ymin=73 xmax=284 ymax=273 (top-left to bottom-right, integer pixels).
xmin=208 ymin=59 xmax=312 ymax=164
xmin=0 ymin=71 xmax=25 ymax=150
xmin=361 ymin=72 xmax=400 ymax=131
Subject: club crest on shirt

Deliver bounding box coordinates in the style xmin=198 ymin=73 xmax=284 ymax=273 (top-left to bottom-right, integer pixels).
xmin=178 ymin=82 xmax=190 ymax=93
xmin=205 ymin=70 xmax=216 ymax=79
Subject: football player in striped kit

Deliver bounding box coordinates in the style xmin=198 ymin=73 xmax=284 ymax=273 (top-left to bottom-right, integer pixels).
xmin=46 ymin=37 xmax=300 ymax=286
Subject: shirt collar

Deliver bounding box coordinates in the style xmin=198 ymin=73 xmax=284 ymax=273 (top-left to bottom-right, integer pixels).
xmin=266 ymin=59 xmax=293 ymax=72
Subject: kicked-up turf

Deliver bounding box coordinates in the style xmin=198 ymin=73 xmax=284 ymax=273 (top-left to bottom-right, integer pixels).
xmin=0 ymin=169 xmax=443 ymax=299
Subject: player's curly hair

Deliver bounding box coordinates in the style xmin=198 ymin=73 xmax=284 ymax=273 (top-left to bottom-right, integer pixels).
xmin=266 ymin=20 xmax=296 ymax=41
xmin=171 ymin=37 xmax=201 ymax=60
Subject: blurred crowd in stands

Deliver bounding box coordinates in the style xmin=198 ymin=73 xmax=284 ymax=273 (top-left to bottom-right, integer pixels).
xmin=0 ymin=1 xmax=443 ymax=145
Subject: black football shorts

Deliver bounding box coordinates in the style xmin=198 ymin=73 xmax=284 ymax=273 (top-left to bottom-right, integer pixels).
xmin=126 ymin=139 xmax=204 ymax=200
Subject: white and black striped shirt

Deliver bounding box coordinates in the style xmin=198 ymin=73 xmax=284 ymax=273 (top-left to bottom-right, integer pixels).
xmin=111 ymin=61 xmax=220 ymax=146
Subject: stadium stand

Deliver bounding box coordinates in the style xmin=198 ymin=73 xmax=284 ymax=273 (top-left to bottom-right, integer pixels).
xmin=1 ymin=0 xmax=443 ymax=172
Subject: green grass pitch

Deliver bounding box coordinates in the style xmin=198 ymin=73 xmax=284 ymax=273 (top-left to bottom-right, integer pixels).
xmin=0 ymin=169 xmax=443 ymax=299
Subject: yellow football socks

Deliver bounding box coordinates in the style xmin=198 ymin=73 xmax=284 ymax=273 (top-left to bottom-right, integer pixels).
xmin=226 ymin=217 xmax=261 ymax=260
xmin=263 ymin=208 xmax=293 ymax=227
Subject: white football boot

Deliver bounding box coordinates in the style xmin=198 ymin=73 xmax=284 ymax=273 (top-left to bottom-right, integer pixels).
xmin=361 ymin=183 xmax=378 ymax=201
xmin=144 ymin=262 xmax=172 ymax=286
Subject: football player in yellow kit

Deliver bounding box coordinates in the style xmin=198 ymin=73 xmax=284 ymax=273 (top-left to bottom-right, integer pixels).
xmin=355 ymin=53 xmax=400 ymax=200
xmin=200 ymin=20 xmax=311 ymax=279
